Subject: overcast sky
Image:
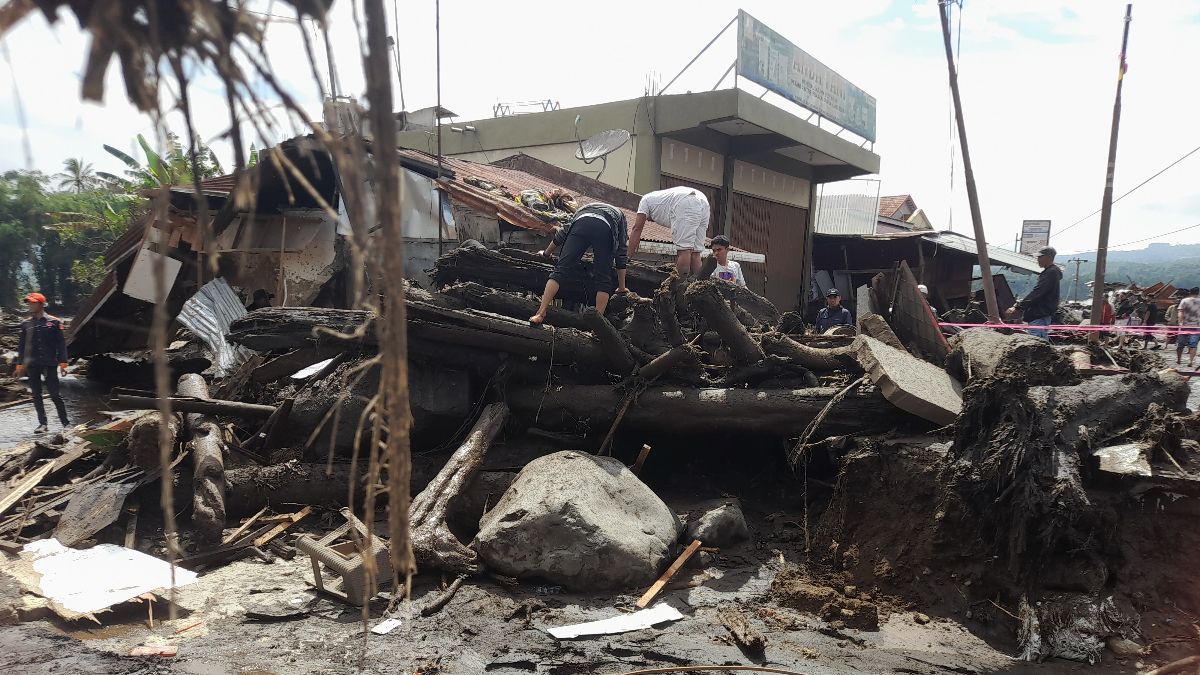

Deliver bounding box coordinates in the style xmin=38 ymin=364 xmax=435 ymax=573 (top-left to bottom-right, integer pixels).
xmin=2 ymin=0 xmax=1198 ymax=255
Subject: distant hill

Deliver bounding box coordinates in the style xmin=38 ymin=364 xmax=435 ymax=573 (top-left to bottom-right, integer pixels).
xmin=1002 ymin=242 xmax=1200 ymax=299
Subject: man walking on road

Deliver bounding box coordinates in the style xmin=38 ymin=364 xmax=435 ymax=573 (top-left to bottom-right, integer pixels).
xmin=15 ymin=292 xmax=70 ymax=434
xmin=1177 ymin=287 xmax=1200 ymax=367
xmin=1005 ymin=246 xmax=1062 ymax=341
xmin=628 ymin=186 xmax=711 ymax=278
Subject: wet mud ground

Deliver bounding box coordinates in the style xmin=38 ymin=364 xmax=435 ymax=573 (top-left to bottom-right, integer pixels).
xmin=0 ymin=496 xmax=1147 ymax=675
xmin=3 ymin=349 xmax=1197 ymax=673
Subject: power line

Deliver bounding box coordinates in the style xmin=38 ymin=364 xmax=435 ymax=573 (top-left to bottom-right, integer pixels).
xmin=1110 ymin=221 xmax=1200 ymax=249
xmin=1051 ymin=141 xmax=1200 ymax=240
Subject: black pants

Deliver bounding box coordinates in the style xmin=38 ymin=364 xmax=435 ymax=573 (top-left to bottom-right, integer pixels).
xmin=27 ymin=364 xmax=68 ymax=426
xmin=549 ymin=215 xmax=615 ymax=293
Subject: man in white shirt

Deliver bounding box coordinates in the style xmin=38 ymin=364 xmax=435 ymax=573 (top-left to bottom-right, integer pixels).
xmin=628 ymin=186 xmax=711 ymax=277
xmin=1177 ymin=287 xmax=1200 ymax=367
xmin=708 ymin=235 xmax=746 ymax=288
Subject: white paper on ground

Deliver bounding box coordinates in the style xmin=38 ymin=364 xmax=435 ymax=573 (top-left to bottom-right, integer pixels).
xmin=23 ymin=538 xmax=198 ymax=614
xmin=371 ymin=617 xmax=403 ymax=635
xmin=546 ymin=602 xmax=684 ymax=639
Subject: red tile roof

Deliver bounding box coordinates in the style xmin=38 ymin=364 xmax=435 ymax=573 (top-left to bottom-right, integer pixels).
xmin=878 ymin=194 xmax=914 ymax=219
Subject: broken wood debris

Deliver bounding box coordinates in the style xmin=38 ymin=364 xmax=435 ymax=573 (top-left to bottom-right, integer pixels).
xmin=636 ymin=540 xmax=702 ymax=609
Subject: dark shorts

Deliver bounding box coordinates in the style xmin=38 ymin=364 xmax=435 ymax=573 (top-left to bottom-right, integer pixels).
xmin=549 ymin=215 xmax=615 ymax=293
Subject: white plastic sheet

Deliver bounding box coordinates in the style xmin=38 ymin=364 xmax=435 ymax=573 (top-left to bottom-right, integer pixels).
xmin=546 ymin=602 xmax=684 ymax=639
xmin=24 ymin=539 xmax=197 ymax=615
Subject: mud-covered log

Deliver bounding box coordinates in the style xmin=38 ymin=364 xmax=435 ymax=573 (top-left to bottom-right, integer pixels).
xmin=128 ymin=411 xmax=180 ymax=470
xmin=686 ymin=280 xmax=765 ymax=364
xmin=224 ymin=461 xmax=365 ymax=518
xmin=443 ymin=282 xmax=588 ymax=330
xmin=654 ymin=285 xmax=686 ymax=348
xmin=229 ymin=307 xmax=377 ymax=351
xmin=410 ymin=403 xmax=508 ymax=574
xmin=715 ymin=283 xmax=780 ymax=327
xmin=625 ymin=301 xmax=668 ymax=355
xmin=946 ymin=327 xmax=1077 ymax=384
xmin=724 ymin=354 xmax=816 ymax=388
xmin=760 ymin=333 xmax=862 ymax=373
xmin=583 ymin=309 xmax=636 ymax=375
xmin=177 ymin=374 xmax=227 ymax=541
xmin=111 ymin=393 xmax=277 ymax=419
xmin=431 ymin=246 xmax=666 ymax=301
xmin=638 ymin=346 xmax=696 ymax=382
xmin=509 ymin=383 xmax=897 ymax=437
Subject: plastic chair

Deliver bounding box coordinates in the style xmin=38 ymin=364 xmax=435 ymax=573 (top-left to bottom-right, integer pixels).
xmin=295 ymin=508 xmax=391 ymax=605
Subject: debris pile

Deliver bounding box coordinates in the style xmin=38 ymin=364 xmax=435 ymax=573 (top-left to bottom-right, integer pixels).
xmin=2 ymin=242 xmax=1199 ymax=671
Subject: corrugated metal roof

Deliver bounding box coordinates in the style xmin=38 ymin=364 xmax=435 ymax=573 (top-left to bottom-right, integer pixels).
xmin=921 ymin=231 xmax=1042 ymax=274
xmin=176 ymin=278 xmax=253 ymax=377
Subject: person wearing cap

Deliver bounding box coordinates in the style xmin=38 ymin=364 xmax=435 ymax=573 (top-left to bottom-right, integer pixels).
xmin=918 ymin=284 xmax=938 ymax=317
xmin=15 ymin=292 xmax=70 ymax=433
xmin=815 ymin=288 xmax=854 ymax=334
xmin=1004 ymin=246 xmax=1062 ymax=340
xmin=707 ymin=235 xmax=746 ymax=288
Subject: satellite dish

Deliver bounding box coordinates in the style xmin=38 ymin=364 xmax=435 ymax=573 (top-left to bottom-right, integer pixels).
xmin=574 ymin=115 xmax=631 ymax=182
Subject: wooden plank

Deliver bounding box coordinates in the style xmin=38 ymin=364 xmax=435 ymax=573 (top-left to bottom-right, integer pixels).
xmin=0 ymin=463 xmax=54 ymax=519
xmin=635 ymin=539 xmax=702 ymax=609
xmin=124 ymin=498 xmax=139 ymax=549
xmin=253 ymin=506 xmax=312 ymax=548
xmin=221 ymin=505 xmax=268 ymax=545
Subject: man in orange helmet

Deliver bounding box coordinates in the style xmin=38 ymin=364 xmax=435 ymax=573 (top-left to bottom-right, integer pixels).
xmin=15 ymin=292 xmax=69 ymax=433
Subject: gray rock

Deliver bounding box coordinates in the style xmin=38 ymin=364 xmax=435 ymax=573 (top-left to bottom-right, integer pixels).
xmin=686 ymin=500 xmax=750 ymax=548
xmin=474 ymin=451 xmax=682 ymax=591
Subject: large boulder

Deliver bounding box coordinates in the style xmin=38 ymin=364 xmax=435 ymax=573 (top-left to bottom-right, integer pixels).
xmin=474 ymin=451 xmax=682 ymax=591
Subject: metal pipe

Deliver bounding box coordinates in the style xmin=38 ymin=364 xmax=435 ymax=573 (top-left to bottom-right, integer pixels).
xmin=659 ymin=16 xmax=737 ymax=96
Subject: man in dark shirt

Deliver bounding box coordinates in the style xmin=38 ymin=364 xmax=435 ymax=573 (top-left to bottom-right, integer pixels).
xmin=15 ymin=292 xmax=70 ymax=433
xmin=1005 ymin=246 xmax=1062 ymax=341
xmin=530 ymin=202 xmax=629 ymax=325
xmin=815 ymin=288 xmax=854 ymax=333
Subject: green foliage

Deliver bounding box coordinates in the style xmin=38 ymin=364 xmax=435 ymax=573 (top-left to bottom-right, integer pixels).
xmin=54 ymin=158 xmax=99 ymax=193
xmin=102 ymin=132 xmax=224 ymax=190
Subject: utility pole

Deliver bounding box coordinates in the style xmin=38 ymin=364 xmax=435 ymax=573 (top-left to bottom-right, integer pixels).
xmin=1067 ymin=258 xmax=1087 ymax=302
xmin=1089 ymin=4 xmax=1133 ymax=343
xmin=939 ymin=1 xmax=1000 ymax=323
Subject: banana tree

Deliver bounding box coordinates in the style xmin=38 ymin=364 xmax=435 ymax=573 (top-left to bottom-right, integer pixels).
xmin=100 ymin=133 xmax=224 ymax=190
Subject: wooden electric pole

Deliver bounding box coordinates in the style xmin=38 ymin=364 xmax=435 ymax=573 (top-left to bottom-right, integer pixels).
xmin=939 ymin=0 xmax=1000 ymax=323
xmin=1089 ymin=4 xmax=1133 ymax=344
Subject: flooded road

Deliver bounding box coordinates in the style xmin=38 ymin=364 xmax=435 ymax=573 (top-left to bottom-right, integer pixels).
xmin=0 ymin=374 xmax=109 ymax=449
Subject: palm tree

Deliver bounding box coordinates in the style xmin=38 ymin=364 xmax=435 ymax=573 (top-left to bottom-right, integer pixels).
xmin=54 ymin=157 xmax=98 ymax=193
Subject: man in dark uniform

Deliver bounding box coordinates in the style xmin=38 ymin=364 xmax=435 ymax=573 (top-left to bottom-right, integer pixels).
xmin=815 ymin=288 xmax=854 ymax=333
xmin=15 ymin=292 xmax=69 ymax=433
xmin=1005 ymin=246 xmax=1062 ymax=341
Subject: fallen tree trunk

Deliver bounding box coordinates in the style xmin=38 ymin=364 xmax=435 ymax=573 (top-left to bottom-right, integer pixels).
xmin=431 ymin=246 xmax=666 ymax=301
xmin=508 ymin=384 xmax=896 ymax=437
xmin=442 ymin=281 xmax=588 ymax=330
xmin=583 ymin=309 xmax=636 ymax=375
xmin=638 ymin=346 xmax=697 ymax=382
xmin=715 ymin=283 xmax=780 ymax=327
xmin=229 ymin=307 xmax=377 ymax=351
xmin=410 ymin=403 xmax=508 ymax=574
xmin=111 ymin=393 xmax=277 ymax=419
xmin=625 ymin=301 xmax=668 ymax=356
xmin=654 ymin=285 xmax=686 ymax=348
xmin=686 ymin=280 xmax=765 ymax=364
xmin=946 ymin=327 xmax=1077 ymax=384
xmin=127 ymin=411 xmax=180 ymax=470
xmin=177 ymin=374 xmax=227 ymax=542
xmin=224 ymin=461 xmax=365 ymax=518
xmin=760 ymin=333 xmax=862 ymax=373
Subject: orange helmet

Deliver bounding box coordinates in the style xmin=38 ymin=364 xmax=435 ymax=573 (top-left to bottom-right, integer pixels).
xmin=24 ymin=292 xmax=46 ymax=304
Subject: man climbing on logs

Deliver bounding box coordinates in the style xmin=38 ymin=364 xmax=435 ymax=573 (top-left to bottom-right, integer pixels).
xmin=628 ymin=186 xmax=711 ymax=278
xmin=530 ymin=202 xmax=629 ymax=325
xmin=708 ymin=235 xmax=746 ymax=288
xmin=14 ymin=292 xmax=69 ymax=434
xmin=814 ymin=288 xmax=853 ymax=334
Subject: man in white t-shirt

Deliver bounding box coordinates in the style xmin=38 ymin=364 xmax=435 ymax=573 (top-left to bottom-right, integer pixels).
xmin=1178 ymin=287 xmax=1200 ymax=367
xmin=628 ymin=186 xmax=711 ymax=277
xmin=708 ymin=235 xmax=746 ymax=288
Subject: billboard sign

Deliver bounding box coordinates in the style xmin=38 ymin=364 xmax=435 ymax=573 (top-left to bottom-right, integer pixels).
xmin=736 ymin=10 xmax=877 ymax=142
xmin=1019 ymin=220 xmax=1052 ymax=255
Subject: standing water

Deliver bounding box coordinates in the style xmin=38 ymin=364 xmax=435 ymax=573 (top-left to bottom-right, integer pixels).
xmin=0 ymin=374 xmax=110 ymax=449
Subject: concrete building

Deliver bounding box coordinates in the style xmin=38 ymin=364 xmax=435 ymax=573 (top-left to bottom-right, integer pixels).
xmin=398 ymin=89 xmax=880 ymax=310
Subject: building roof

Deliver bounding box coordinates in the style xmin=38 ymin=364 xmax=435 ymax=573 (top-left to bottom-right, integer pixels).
xmin=400 ymin=149 xmax=763 ymax=261
xmin=821 ymin=229 xmax=1043 ymax=275
xmin=878 ymin=195 xmax=914 ymax=219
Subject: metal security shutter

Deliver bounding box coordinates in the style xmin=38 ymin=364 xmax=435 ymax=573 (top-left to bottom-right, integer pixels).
xmin=730 ymin=193 xmax=809 ymax=311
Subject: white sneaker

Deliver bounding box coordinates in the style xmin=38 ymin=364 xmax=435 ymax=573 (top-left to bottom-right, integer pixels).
xmin=34 ymin=424 xmax=48 ymax=434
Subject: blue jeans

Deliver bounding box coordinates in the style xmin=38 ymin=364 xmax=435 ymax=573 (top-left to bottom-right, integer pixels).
xmin=1027 ymin=316 xmax=1052 ymax=341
